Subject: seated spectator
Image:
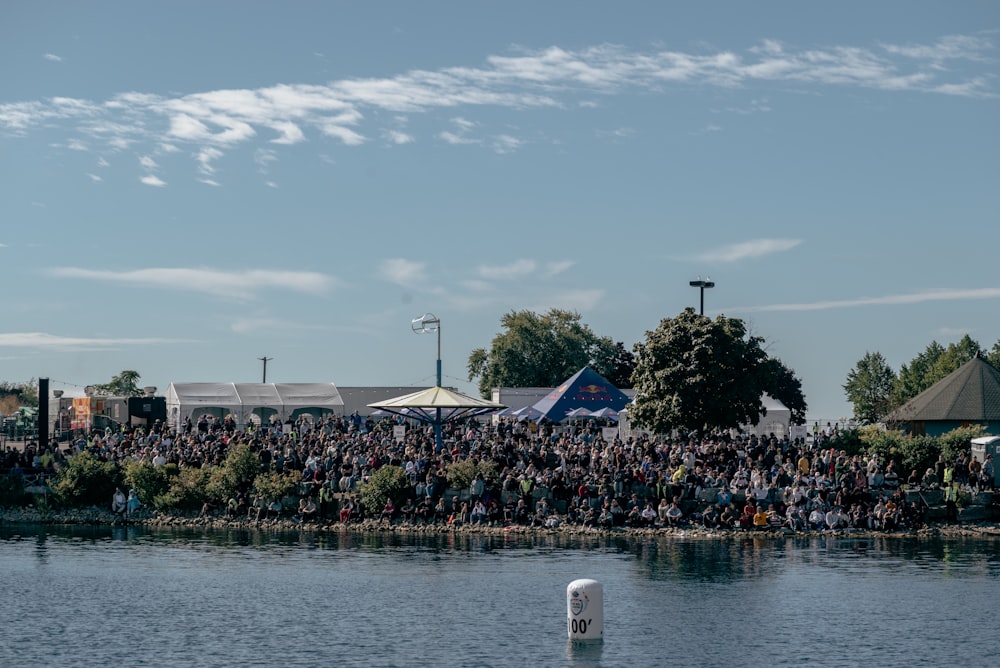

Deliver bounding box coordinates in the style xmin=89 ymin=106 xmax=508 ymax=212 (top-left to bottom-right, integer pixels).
xmin=471 ymin=500 xmax=487 ymax=525
xmin=399 ymin=499 xmax=416 ymax=522
xmin=664 ymin=501 xmax=684 ymax=527
xmin=753 ymin=506 xmax=769 ymax=530
xmin=641 ymin=503 xmax=659 ymax=527
xmin=701 ymin=504 xmax=720 ymax=529
xmin=379 ymin=498 xmax=395 ymax=522
xmin=298 ymin=496 xmax=318 ymax=522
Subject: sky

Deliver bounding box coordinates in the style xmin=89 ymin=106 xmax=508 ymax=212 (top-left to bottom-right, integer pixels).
xmin=1 ymin=1 xmax=998 ymax=422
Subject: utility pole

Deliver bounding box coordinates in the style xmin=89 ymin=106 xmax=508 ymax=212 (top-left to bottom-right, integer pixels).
xmin=258 ymin=356 xmax=273 ymax=383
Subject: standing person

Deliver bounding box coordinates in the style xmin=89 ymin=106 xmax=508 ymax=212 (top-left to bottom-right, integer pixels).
xmin=944 ymin=480 xmax=960 ymax=524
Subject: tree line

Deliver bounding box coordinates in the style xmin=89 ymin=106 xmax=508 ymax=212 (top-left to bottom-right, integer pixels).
xmin=844 ymin=335 xmax=1000 ymax=424
xmin=468 ymin=307 xmax=807 ymax=436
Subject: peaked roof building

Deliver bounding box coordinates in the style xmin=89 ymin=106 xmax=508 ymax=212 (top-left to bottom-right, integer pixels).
xmin=886 ymin=355 xmax=1000 ymax=436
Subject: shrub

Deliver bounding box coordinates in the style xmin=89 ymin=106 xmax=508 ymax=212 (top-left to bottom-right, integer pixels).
xmin=828 ymin=429 xmax=865 ymax=457
xmin=205 ymin=444 xmax=260 ymax=503
xmin=359 ymin=465 xmax=408 ymax=513
xmin=897 ymin=435 xmax=941 ymax=477
xmin=252 ymin=470 xmax=300 ymax=505
xmin=51 ymin=451 xmax=121 ymax=507
xmin=938 ymin=425 xmax=985 ymax=464
xmin=124 ymin=460 xmax=170 ymax=506
xmin=0 ymin=475 xmax=26 ymax=507
xmin=154 ymin=466 xmax=211 ymax=512
xmin=859 ymin=426 xmax=908 ymax=468
xmin=445 ymin=458 xmax=498 ymax=490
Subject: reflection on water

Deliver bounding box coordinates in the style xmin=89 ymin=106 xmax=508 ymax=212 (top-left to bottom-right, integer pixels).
xmin=2 ymin=524 xmax=997 ymax=668
xmin=3 ymin=524 xmax=999 ymax=578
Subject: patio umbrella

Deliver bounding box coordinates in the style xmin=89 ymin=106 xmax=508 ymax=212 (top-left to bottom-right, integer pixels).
xmin=589 ymin=407 xmax=619 ymax=420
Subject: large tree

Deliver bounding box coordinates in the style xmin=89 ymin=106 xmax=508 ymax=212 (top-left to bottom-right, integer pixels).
xmin=90 ymin=370 xmax=144 ymax=397
xmin=893 ymin=341 xmax=944 ymax=405
xmin=843 ymin=351 xmax=896 ymax=424
xmin=467 ymin=309 xmax=626 ymax=397
xmin=629 ymin=308 xmax=796 ymax=435
xmin=762 ymin=358 xmax=808 ymax=425
xmin=989 ymin=341 xmax=1000 ymax=370
xmin=893 ymin=335 xmax=991 ymax=406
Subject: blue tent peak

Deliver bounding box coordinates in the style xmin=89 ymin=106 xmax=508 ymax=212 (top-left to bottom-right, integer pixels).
xmin=530 ymin=366 xmax=629 ymax=421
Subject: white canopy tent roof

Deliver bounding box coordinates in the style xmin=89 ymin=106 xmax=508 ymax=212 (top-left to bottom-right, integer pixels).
xmin=742 ymin=394 xmax=792 ymax=438
xmin=166 ymin=382 xmax=344 ymax=428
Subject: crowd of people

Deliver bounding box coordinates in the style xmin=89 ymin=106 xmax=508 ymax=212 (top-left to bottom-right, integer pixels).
xmin=2 ymin=409 xmax=996 ymax=532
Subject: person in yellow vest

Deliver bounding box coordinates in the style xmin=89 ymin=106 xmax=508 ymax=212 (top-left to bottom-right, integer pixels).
xmin=943 ymin=480 xmax=960 ymax=524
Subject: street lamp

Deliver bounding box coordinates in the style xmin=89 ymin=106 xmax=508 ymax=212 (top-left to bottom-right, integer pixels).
xmin=412 ymin=313 xmax=443 ymax=451
xmin=689 ymin=276 xmax=715 ymax=316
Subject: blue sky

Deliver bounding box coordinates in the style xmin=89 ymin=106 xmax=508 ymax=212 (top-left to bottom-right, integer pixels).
xmin=1 ymin=1 xmax=998 ymax=421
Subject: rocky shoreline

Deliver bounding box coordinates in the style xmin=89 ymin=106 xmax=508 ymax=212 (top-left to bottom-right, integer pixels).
xmin=3 ymin=506 xmax=1000 ymax=540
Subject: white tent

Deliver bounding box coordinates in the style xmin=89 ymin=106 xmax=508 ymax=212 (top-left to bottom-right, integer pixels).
xmin=166 ymin=382 xmax=344 ymax=429
xmin=743 ymin=394 xmax=792 ymax=438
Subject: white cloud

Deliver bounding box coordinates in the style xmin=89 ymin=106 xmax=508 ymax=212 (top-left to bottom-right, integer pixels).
xmin=43 ymin=53 xmax=62 ymax=62
xmin=46 ymin=267 xmax=336 ymax=300
xmin=478 ymin=259 xmax=537 ymax=280
xmin=731 ymin=287 xmax=1000 ymax=313
xmin=378 ymin=258 xmax=428 ymax=285
xmin=439 ymin=131 xmax=479 ymax=145
xmin=139 ymin=155 xmax=158 ymax=169
xmin=0 ymin=332 xmax=178 ymax=349
xmin=493 ymin=134 xmax=523 ymax=154
xmin=87 ymin=173 xmax=102 ymax=182
xmin=542 ymin=260 xmax=574 ymax=277
xmin=195 ymin=147 xmax=223 ymax=175
xmin=1 ymin=34 xmax=992 ymax=182
xmin=385 ymin=130 xmax=414 ymax=144
xmin=694 ymin=238 xmax=802 ymax=263
xmin=269 ymin=121 xmax=305 ymax=145
xmin=140 ymin=175 xmax=166 ymax=187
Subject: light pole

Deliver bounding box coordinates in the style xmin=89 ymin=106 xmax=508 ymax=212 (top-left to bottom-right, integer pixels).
xmin=689 ymin=276 xmax=715 ymax=316
xmin=258 ymin=356 xmax=273 ymax=383
xmin=412 ymin=313 xmax=443 ymax=451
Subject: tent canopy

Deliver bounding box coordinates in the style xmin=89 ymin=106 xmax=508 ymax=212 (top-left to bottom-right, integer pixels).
xmin=367 ymin=386 xmax=505 ymax=424
xmin=531 ymin=367 xmax=630 ymax=422
xmin=166 ymin=382 xmax=344 ymax=427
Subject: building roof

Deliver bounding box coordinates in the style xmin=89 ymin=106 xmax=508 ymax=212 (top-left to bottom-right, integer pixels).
xmin=887 ymin=356 xmax=1000 ymax=422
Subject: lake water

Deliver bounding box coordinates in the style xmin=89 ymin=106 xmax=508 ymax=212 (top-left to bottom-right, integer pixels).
xmin=1 ymin=525 xmax=997 ymax=668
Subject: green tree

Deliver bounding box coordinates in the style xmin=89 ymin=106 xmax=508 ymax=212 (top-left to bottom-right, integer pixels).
xmin=91 ymin=370 xmax=144 ymax=397
xmin=762 ymin=358 xmax=808 ymax=425
xmin=844 ymin=351 xmax=897 ymax=424
xmin=629 ymin=308 xmax=773 ymax=435
xmin=926 ymin=335 xmax=982 ymax=385
xmin=604 ymin=341 xmax=637 ymax=389
xmin=467 ymin=309 xmax=623 ymax=397
xmin=0 ymin=380 xmax=38 ymax=414
xmin=893 ymin=341 xmax=944 ymax=405
xmin=987 ymin=341 xmax=1000 ymax=369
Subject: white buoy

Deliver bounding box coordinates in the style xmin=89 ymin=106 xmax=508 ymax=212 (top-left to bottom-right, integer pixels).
xmin=566 ymin=579 xmax=603 ymax=642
